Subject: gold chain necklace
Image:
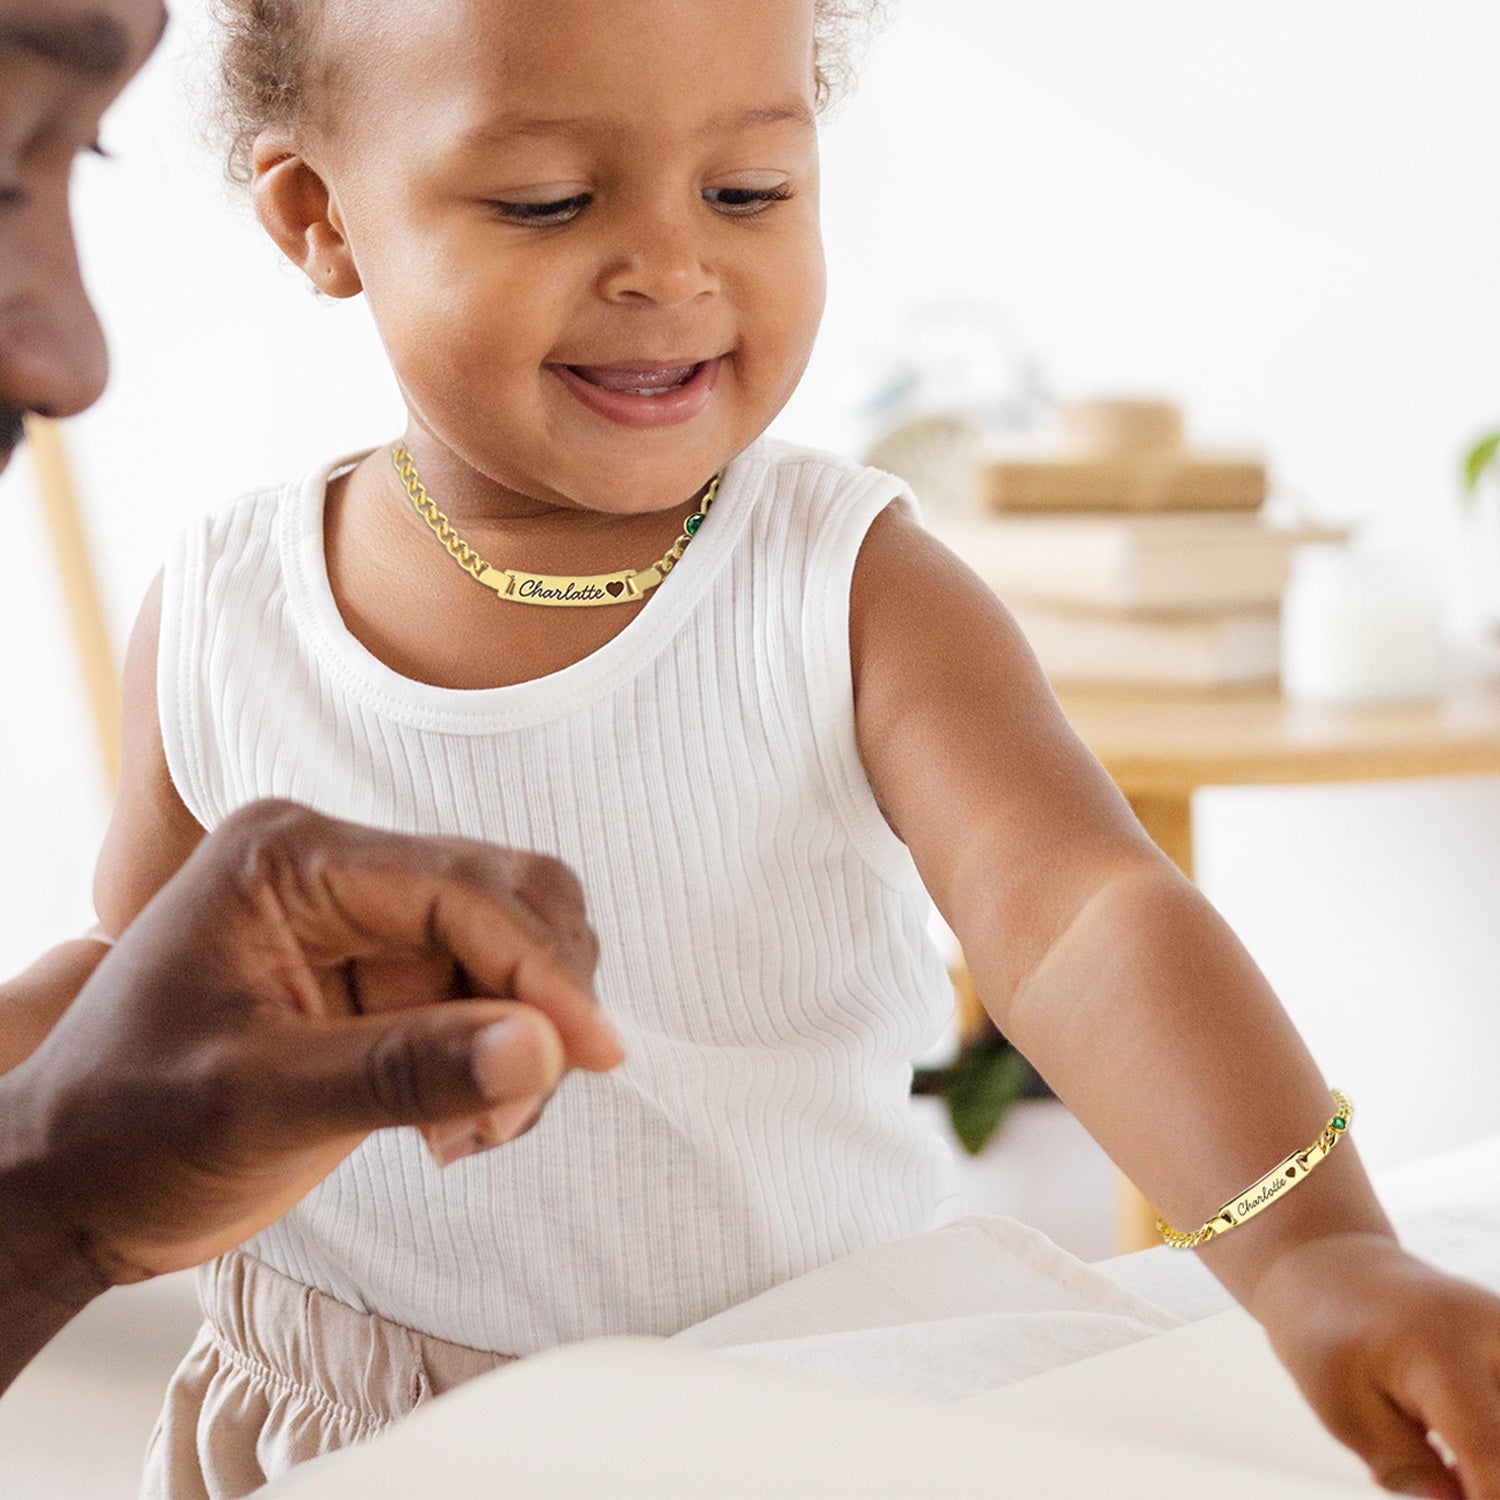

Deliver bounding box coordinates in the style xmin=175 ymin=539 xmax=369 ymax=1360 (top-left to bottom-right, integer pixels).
xmin=390 ymin=443 xmax=724 ymax=608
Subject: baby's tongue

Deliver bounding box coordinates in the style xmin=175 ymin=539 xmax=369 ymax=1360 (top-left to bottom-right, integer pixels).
xmin=572 ymin=363 xmax=697 ymax=394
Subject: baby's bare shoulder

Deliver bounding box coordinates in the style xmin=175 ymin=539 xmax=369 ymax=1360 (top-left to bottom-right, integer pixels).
xmin=850 ymin=501 xmax=1042 ymax=696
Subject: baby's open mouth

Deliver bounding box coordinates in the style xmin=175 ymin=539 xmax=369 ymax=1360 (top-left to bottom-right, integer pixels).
xmin=549 ymin=356 xmax=722 ymax=429
xmin=566 ymin=363 xmax=704 ymax=397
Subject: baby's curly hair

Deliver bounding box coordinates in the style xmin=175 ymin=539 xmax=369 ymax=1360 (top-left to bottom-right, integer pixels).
xmin=213 ymin=0 xmax=893 ymax=184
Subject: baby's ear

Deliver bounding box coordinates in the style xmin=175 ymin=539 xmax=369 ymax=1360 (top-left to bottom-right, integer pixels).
xmin=250 ymin=127 xmax=363 ymax=299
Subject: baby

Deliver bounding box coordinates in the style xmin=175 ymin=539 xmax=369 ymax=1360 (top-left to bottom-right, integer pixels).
xmin=87 ymin=0 xmax=1500 ymax=1496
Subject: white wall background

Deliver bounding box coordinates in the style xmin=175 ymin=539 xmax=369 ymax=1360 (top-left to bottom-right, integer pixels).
xmin=3 ymin=0 xmax=1499 ymax=1170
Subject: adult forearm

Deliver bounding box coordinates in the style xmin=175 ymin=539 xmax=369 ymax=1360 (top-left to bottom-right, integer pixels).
xmin=987 ymin=862 xmax=1395 ymax=1318
xmin=0 ymin=941 xmax=117 ymax=1389
xmin=0 ymin=939 xmax=109 ymax=1075
xmin=0 ymin=1069 xmax=107 ymax=1394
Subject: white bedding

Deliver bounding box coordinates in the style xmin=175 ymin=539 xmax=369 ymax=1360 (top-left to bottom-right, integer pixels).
xmin=672 ymin=1129 xmax=1500 ymax=1401
xmin=265 ymin=1130 xmax=1500 ymax=1498
xmin=671 ymin=1211 xmax=1189 ymax=1400
xmin=270 ymin=1331 xmax=1370 ymax=1498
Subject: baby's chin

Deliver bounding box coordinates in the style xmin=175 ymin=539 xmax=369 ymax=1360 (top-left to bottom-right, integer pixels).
xmin=529 ymin=404 xmax=756 ymax=510
xmin=545 ymin=454 xmax=729 ymax=516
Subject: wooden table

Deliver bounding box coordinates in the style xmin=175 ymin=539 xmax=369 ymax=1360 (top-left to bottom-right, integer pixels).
xmin=1046 ymin=666 xmax=1500 ymax=1251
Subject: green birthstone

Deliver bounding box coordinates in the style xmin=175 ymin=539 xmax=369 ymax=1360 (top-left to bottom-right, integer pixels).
xmin=685 ymin=513 xmax=705 ymax=536
xmin=1332 ymin=1116 xmax=1347 ymax=1130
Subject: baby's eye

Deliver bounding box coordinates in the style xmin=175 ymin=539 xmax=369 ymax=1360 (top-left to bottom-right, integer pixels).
xmin=703 ymin=185 xmax=794 ymax=217
xmin=489 ymin=193 xmax=592 ymax=227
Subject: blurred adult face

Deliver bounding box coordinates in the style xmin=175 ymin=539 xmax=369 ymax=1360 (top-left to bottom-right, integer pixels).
xmin=0 ymin=0 xmax=164 ymax=472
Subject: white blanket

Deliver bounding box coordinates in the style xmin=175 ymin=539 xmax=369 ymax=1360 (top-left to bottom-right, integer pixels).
xmin=673 ymin=1130 xmax=1500 ymax=1402
xmin=672 ymin=1212 xmax=1186 ymax=1399
xmin=265 ymin=1132 xmax=1500 ymax=1497
xmin=269 ymin=1332 xmax=1367 ymax=1498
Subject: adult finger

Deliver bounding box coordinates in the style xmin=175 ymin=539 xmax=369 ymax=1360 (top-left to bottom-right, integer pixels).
xmin=263 ymin=1000 xmax=568 ymax=1140
xmin=504 ymin=851 xmax=602 ymax=982
xmin=399 ymin=847 xmax=622 ymax=1070
xmin=424 ymin=1091 xmax=553 ymax=1168
xmin=211 ymin=804 xmax=623 ymax=1070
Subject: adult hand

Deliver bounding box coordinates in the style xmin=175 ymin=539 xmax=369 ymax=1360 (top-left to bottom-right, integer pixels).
xmin=0 ymin=800 xmax=621 ymax=1386
xmin=1254 ymin=1231 xmax=1500 ymax=1499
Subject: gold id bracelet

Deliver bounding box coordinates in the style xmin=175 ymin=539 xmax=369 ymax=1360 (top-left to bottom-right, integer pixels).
xmin=1156 ymin=1089 xmax=1353 ymax=1249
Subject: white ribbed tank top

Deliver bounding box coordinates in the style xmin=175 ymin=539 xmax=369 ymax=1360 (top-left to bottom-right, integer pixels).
xmin=158 ymin=435 xmax=960 ymax=1355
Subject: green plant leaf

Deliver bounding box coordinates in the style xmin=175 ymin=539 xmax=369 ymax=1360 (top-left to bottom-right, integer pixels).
xmin=946 ymin=1044 xmax=1030 ymax=1156
xmin=1463 ymin=432 xmax=1500 ymax=496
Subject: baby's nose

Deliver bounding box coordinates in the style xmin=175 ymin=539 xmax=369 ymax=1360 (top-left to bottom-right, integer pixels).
xmin=599 ymin=216 xmax=720 ymax=307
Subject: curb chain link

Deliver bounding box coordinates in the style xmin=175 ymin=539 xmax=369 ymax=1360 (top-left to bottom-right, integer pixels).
xmin=391 ymin=443 xmax=722 ymax=591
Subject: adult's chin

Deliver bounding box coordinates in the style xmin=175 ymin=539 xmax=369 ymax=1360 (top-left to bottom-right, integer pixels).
xmin=0 ymin=406 xmax=27 ymax=475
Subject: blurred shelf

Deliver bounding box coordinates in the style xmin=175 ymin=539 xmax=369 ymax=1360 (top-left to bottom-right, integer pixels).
xmin=1054 ymin=662 xmax=1500 ymax=798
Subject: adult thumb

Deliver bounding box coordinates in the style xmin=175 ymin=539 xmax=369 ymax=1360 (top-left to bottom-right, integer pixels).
xmin=273 ymin=1001 xmax=568 ymax=1138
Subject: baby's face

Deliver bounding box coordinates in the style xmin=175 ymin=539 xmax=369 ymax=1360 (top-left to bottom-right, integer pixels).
xmin=302 ymin=0 xmax=826 ymax=513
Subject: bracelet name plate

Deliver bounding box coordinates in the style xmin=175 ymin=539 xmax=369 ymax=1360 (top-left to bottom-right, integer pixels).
xmin=1206 ymin=1130 xmax=1342 ymax=1238
xmin=1157 ymin=1089 xmax=1352 ymax=1249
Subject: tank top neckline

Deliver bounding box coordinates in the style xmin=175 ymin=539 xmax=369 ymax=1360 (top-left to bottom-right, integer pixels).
xmin=279 ymin=438 xmax=769 ymax=735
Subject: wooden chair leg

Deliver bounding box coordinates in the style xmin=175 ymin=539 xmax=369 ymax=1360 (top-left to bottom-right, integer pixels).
xmin=1127 ymin=790 xmax=1195 ymax=880
xmin=1116 ymin=1170 xmax=1166 ymax=1254
xmin=1116 ymin=788 xmax=1196 ymax=1251
xmin=27 ymin=417 xmax=120 ymax=791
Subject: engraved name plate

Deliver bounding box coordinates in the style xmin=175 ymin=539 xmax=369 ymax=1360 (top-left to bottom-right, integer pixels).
xmin=477 ymin=566 xmax=650 ymax=608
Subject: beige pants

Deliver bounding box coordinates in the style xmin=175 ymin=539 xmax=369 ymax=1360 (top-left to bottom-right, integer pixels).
xmin=141 ymin=1251 xmax=513 ymax=1499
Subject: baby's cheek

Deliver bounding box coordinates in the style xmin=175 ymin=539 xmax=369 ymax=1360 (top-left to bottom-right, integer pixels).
xmin=744 ymin=261 xmax=824 ymax=401
xmin=370 ymin=239 xmax=539 ymax=371
xmin=384 ymin=290 xmax=536 ymax=419
xmin=765 ymin=235 xmax=825 ymax=339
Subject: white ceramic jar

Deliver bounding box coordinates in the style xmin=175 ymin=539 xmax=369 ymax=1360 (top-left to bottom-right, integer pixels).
xmin=1281 ymin=546 xmax=1443 ymax=706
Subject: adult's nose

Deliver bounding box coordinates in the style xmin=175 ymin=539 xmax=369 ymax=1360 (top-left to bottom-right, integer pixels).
xmin=0 ymin=247 xmax=110 ymax=432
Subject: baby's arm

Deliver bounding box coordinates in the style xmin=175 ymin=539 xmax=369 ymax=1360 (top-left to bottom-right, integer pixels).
xmin=0 ymin=941 xmax=110 ymax=1074
xmin=0 ymin=576 xmax=202 ymax=1073
xmin=94 ymin=573 xmax=206 ymax=936
xmin=855 ymin=509 xmax=1500 ymax=1493
xmin=849 ymin=506 xmax=1393 ymax=1307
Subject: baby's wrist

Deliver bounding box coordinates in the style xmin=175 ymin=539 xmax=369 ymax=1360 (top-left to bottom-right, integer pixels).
xmin=1236 ymin=1229 xmax=1403 ymax=1328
